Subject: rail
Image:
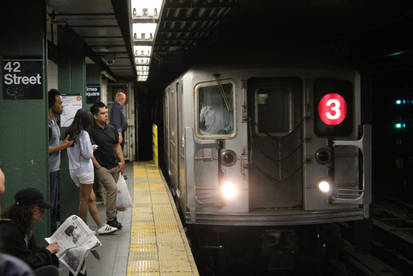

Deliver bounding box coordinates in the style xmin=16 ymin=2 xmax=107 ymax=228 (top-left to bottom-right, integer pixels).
xmin=331 ymin=124 xmax=372 ymax=219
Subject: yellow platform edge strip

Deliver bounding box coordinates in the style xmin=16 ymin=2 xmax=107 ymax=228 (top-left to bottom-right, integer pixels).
xmin=127 ymin=161 xmax=199 ymax=276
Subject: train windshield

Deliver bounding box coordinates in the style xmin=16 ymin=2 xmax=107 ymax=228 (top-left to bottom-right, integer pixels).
xmin=255 ymin=87 xmax=292 ymax=135
xmin=197 ymin=83 xmax=234 ymax=136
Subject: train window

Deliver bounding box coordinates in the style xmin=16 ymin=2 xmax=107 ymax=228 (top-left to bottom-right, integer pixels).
xmin=314 ymin=78 xmax=353 ymax=137
xmin=255 ymin=87 xmax=292 ymax=135
xmin=197 ymin=82 xmax=234 ymax=136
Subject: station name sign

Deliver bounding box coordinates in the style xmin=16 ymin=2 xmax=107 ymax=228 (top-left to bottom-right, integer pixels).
xmin=86 ymin=85 xmax=100 ymax=103
xmin=2 ymin=57 xmax=43 ymax=99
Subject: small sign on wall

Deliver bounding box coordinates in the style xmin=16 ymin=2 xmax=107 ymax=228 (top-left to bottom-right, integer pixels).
xmin=86 ymin=85 xmax=100 ymax=104
xmin=2 ymin=57 xmax=43 ymax=99
xmin=61 ymin=95 xmax=82 ymax=127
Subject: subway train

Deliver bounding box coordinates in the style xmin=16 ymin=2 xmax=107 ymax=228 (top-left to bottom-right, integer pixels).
xmin=163 ymin=47 xmax=371 ymax=271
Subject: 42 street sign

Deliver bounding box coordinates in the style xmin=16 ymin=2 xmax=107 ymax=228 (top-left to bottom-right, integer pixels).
xmin=2 ymin=57 xmax=43 ymax=99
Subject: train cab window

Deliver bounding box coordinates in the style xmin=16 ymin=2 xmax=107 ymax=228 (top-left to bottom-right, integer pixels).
xmin=197 ymin=82 xmax=234 ymax=137
xmin=255 ymin=87 xmax=292 ymax=135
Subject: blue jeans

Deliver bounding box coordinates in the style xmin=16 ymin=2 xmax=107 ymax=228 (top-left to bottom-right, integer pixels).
xmin=50 ymin=171 xmax=60 ymax=233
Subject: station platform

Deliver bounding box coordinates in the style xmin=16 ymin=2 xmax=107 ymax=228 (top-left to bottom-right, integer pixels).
xmin=59 ymin=161 xmax=199 ymax=276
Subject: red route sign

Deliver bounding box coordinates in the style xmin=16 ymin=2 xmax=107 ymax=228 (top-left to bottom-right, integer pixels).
xmin=318 ymin=93 xmax=347 ymax=126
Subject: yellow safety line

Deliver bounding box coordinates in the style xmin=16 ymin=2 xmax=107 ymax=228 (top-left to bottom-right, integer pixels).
xmin=127 ymin=162 xmax=199 ymax=276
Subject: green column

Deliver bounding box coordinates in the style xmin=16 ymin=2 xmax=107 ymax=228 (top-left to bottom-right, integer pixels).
xmin=0 ymin=1 xmax=49 ymax=239
xmin=57 ymin=26 xmax=87 ymax=221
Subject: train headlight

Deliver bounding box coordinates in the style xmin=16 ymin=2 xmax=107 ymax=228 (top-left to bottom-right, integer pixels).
xmin=220 ymin=180 xmax=238 ymax=200
xmin=317 ymin=179 xmax=331 ymax=194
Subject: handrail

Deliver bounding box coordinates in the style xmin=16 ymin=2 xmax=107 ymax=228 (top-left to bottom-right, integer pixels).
xmin=331 ymin=124 xmax=372 ymax=219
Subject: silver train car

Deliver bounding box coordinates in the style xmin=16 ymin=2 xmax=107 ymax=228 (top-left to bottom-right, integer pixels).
xmin=163 ymin=49 xmax=371 ymax=229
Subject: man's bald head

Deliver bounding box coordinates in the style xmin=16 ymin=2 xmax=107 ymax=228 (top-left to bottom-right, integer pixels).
xmin=115 ymin=92 xmax=127 ymax=105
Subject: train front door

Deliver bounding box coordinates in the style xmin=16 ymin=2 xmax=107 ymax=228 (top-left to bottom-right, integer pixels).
xmin=247 ymin=77 xmax=303 ymax=210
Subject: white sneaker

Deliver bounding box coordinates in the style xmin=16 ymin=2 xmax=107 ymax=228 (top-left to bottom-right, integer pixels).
xmin=97 ymin=224 xmax=117 ymax=235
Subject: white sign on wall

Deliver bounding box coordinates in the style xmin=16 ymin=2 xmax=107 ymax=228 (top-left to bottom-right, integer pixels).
xmin=61 ymin=95 xmax=82 ymax=127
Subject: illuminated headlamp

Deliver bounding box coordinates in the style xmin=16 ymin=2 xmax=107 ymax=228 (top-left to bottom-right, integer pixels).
xmin=317 ymin=179 xmax=332 ymax=194
xmin=220 ymin=180 xmax=238 ymax=200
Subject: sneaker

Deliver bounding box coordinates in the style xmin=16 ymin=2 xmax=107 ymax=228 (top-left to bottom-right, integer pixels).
xmin=107 ymin=219 xmax=122 ymax=230
xmin=97 ymin=224 xmax=117 ymax=235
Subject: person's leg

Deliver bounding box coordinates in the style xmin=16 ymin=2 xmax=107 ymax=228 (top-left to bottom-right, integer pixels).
xmin=88 ymin=188 xmax=104 ymax=227
xmin=79 ymin=184 xmax=93 ymax=223
xmin=49 ymin=171 xmax=59 ymax=233
xmin=93 ymin=173 xmax=102 ymax=203
xmin=105 ymin=167 xmax=122 ymax=229
xmin=95 ymin=167 xmax=118 ymax=221
xmin=120 ymin=131 xmax=128 ymax=180
xmin=121 ymin=130 xmax=126 ymax=150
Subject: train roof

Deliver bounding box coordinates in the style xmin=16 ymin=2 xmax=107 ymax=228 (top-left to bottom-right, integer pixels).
xmin=189 ymin=43 xmax=356 ymax=73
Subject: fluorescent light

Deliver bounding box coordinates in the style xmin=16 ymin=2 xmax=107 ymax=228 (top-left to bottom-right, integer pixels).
xmin=131 ymin=0 xmax=162 ymax=17
xmin=137 ymin=75 xmax=148 ymax=82
xmin=133 ymin=46 xmax=152 ymax=57
xmin=135 ymin=57 xmax=150 ymax=65
xmin=136 ymin=66 xmax=149 ymax=71
xmin=133 ymin=23 xmax=157 ymax=40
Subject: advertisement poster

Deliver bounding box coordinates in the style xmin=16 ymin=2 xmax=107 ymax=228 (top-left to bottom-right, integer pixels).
xmin=61 ymin=95 xmax=82 ymax=127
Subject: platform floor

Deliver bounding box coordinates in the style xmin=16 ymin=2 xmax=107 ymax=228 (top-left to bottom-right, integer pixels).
xmin=58 ymin=161 xmax=198 ymax=276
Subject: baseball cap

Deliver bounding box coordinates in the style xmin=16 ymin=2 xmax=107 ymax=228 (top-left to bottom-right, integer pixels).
xmin=14 ymin=188 xmax=52 ymax=209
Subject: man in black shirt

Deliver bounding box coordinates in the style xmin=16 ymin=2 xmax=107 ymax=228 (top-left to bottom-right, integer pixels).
xmin=90 ymin=102 xmax=124 ymax=230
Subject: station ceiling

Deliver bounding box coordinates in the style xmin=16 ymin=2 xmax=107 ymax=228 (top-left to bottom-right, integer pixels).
xmin=47 ymin=0 xmax=413 ymax=85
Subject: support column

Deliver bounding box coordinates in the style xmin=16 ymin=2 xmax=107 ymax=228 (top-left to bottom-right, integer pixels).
xmin=0 ymin=1 xmax=49 ymax=238
xmin=57 ymin=26 xmax=87 ymax=220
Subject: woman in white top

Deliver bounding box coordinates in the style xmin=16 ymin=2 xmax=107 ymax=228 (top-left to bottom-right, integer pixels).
xmin=65 ymin=109 xmax=117 ymax=235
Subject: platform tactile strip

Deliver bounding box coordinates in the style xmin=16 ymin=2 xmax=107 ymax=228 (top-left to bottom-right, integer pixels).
xmin=127 ymin=162 xmax=199 ymax=276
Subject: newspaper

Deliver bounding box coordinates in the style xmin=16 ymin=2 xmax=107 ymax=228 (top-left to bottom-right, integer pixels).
xmin=45 ymin=215 xmax=102 ymax=275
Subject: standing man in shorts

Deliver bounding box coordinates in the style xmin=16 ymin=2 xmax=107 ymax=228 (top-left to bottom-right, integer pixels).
xmin=90 ymin=101 xmax=124 ymax=230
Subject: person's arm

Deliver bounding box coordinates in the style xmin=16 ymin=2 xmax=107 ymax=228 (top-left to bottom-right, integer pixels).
xmin=79 ymin=131 xmax=93 ymax=160
xmin=0 ymin=168 xmax=5 ymax=196
xmin=0 ymin=224 xmax=58 ymax=270
xmin=91 ymin=156 xmax=102 ymax=169
xmin=48 ymin=135 xmax=73 ymax=154
xmin=118 ymin=132 xmax=123 ymax=145
xmin=114 ymin=143 xmax=125 ymax=173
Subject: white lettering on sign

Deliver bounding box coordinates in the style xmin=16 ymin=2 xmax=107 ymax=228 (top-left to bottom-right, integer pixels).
xmin=4 ymin=61 xmax=21 ymax=73
xmin=325 ymin=99 xmax=341 ymax=120
xmin=86 ymin=92 xmax=100 ymax=96
xmin=3 ymin=61 xmax=42 ymax=85
xmin=3 ymin=73 xmax=42 ymax=85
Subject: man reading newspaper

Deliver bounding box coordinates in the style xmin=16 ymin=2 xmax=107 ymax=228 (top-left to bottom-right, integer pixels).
xmin=45 ymin=215 xmax=102 ymax=275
